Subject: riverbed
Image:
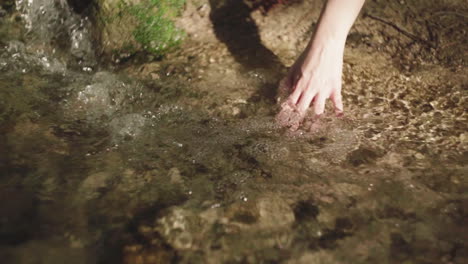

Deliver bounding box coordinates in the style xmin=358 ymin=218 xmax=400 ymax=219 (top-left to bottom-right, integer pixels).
xmin=0 ymin=1 xmax=466 ymax=263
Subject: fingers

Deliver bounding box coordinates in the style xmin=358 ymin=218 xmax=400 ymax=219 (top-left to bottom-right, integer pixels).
xmin=275 ymin=102 xmax=302 ymax=131
xmin=288 ymin=75 xmax=308 ymax=104
xmin=313 ymin=92 xmax=327 ymax=115
xmin=296 ymin=85 xmax=318 ymax=115
xmin=275 ymin=102 xmax=293 ymax=126
xmin=277 ymin=73 xmax=345 ymax=130
xmin=330 ymin=84 xmax=343 ymax=115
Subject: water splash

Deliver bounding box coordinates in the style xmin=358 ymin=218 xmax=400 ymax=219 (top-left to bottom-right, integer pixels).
xmin=15 ymin=0 xmax=95 ymax=67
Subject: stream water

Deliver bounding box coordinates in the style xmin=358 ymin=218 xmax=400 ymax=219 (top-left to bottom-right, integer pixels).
xmin=0 ymin=1 xmax=467 ymax=264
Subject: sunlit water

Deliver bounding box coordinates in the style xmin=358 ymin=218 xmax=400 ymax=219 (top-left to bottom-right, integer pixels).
xmin=0 ymin=1 xmax=467 ymax=263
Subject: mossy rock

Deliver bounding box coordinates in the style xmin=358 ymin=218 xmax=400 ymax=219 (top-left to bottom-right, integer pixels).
xmin=96 ymin=0 xmax=185 ymax=60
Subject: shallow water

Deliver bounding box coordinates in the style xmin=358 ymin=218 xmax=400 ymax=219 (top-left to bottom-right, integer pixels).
xmin=0 ymin=1 xmax=467 ymax=264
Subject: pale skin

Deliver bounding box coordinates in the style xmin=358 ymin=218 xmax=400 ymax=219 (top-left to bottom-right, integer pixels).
xmin=276 ymin=0 xmax=366 ymax=130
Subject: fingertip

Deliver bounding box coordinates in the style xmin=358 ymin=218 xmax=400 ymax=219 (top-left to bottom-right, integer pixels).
xmin=314 ymin=102 xmax=325 ymax=116
xmin=275 ymin=104 xmax=290 ymax=127
xmin=313 ymin=95 xmax=326 ymax=116
xmin=331 ymin=92 xmax=344 ymax=114
xmin=288 ymin=111 xmax=303 ymax=131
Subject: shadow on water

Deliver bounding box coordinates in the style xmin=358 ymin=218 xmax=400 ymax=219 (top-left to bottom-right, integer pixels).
xmin=209 ymin=0 xmax=286 ymax=103
xmin=208 ymin=0 xmax=283 ymax=71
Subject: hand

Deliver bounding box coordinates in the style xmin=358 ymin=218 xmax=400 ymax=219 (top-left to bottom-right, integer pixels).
xmin=274 ymin=0 xmax=365 ymax=130
xmin=276 ymin=39 xmax=345 ymax=130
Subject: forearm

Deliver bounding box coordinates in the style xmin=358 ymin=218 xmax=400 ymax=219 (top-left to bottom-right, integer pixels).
xmin=308 ymin=0 xmax=365 ymax=48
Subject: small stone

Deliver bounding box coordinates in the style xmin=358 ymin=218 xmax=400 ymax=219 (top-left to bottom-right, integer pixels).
xmin=79 ymin=172 xmax=111 ymax=200
xmin=123 ymin=244 xmax=143 ymax=253
xmin=150 ymin=72 xmax=160 ymax=80
xmin=334 ymin=183 xmax=363 ymax=196
xmin=70 ymin=238 xmax=84 ymax=249
xmin=168 ymin=168 xmax=183 ymax=184
xmin=257 ymin=195 xmax=295 ymax=229
xmin=155 ymin=208 xmax=200 ymax=250
xmin=460 ymin=133 xmax=467 ymax=143
xmin=414 ymin=153 xmax=425 ymax=160
xmin=231 ymin=106 xmax=241 ymax=116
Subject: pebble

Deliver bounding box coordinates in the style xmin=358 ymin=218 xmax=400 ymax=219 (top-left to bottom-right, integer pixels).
xmin=168 ymin=167 xmax=183 ymax=184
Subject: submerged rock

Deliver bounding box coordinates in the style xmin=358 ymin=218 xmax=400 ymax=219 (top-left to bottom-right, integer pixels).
xmin=168 ymin=167 xmax=183 ymax=184
xmin=256 ymin=195 xmax=295 ymax=229
xmin=225 ymin=194 xmax=295 ymax=229
xmin=78 ymin=171 xmax=112 ymax=200
xmin=155 ymin=207 xmax=201 ymax=250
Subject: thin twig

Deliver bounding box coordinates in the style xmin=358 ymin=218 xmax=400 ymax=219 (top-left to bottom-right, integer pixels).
xmin=365 ymin=14 xmax=436 ymax=49
xmin=431 ymin=11 xmax=468 ymax=20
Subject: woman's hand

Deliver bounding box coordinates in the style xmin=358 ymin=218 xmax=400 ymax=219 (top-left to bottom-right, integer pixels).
xmin=276 ymin=38 xmax=345 ymax=130
xmin=275 ymin=0 xmax=365 ymax=130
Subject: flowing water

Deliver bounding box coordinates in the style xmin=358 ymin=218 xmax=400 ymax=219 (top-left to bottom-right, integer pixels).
xmin=0 ymin=1 xmax=467 ymax=263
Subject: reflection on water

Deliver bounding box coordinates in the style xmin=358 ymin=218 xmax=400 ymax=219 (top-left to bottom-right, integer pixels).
xmin=0 ymin=1 xmax=467 ymax=264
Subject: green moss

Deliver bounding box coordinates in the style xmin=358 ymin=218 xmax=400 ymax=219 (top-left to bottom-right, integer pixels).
xmin=125 ymin=0 xmax=186 ymax=57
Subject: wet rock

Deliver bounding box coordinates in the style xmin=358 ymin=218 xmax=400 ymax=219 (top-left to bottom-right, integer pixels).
xmin=460 ymin=133 xmax=467 ymax=144
xmin=347 ymin=147 xmax=380 ymax=167
xmin=198 ymin=207 xmax=223 ymax=224
xmin=378 ymin=152 xmax=404 ymax=167
xmin=155 ymin=207 xmax=201 ymax=250
xmin=218 ymin=98 xmax=248 ymax=117
xmin=257 ymin=196 xmax=295 ymax=229
xmin=226 ymin=202 xmax=260 ymax=225
xmin=116 ymin=168 xmax=148 ymax=194
xmin=225 ymin=194 xmax=295 ymax=229
xmin=414 ymin=152 xmax=425 ymax=160
xmin=95 ymin=0 xmax=185 ymax=59
xmin=168 ymin=167 xmax=183 ymax=184
xmin=94 ymin=0 xmax=140 ymax=58
xmin=78 ymin=171 xmax=111 ymax=200
xmin=316 ymin=210 xmax=338 ymax=229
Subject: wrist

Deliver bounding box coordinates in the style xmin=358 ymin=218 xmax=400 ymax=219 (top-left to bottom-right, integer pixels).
xmin=311 ymin=27 xmax=347 ymax=48
xmin=305 ymin=33 xmax=345 ymax=58
xmin=299 ymin=33 xmax=345 ymax=72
